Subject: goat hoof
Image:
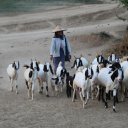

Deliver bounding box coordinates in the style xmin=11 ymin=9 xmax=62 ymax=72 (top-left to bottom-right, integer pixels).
xmin=105 ymin=105 xmax=108 ymax=109
xmin=39 ymin=91 xmax=43 ymax=94
xmin=113 ymin=108 xmax=116 ymax=112
xmin=46 ymin=94 xmax=49 ymax=97
xmin=16 ymin=92 xmax=19 ymax=94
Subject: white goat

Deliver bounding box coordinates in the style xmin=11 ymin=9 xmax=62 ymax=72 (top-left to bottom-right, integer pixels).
xmin=7 ymin=61 xmax=20 ymax=94
xmin=37 ymin=62 xmax=53 ymax=96
xmin=89 ymin=64 xmax=100 ymax=99
xmin=121 ymin=60 xmax=128 ymax=100
xmin=98 ymin=66 xmax=124 ymax=112
xmin=24 ymin=60 xmax=39 ymax=100
xmin=72 ymin=67 xmax=92 ymax=108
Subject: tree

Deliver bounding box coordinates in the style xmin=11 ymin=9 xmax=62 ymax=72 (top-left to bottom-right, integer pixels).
xmin=119 ymin=0 xmax=128 ymax=9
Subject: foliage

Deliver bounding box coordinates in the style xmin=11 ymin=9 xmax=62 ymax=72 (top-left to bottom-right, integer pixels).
xmin=119 ymin=0 xmax=128 ymax=8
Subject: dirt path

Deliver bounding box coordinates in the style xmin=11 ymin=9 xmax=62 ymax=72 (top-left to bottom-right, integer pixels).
xmin=0 ymin=3 xmax=128 ymax=128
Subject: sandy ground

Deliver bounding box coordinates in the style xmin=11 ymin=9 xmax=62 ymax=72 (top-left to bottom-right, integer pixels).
xmin=0 ymin=2 xmax=128 ymax=128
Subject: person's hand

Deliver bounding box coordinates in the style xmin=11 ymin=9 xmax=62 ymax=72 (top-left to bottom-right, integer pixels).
xmin=50 ymin=55 xmax=53 ymax=61
xmin=69 ymin=55 xmax=71 ymax=60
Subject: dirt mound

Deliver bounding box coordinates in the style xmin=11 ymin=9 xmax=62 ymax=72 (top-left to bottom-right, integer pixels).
xmin=70 ymin=32 xmax=114 ymax=49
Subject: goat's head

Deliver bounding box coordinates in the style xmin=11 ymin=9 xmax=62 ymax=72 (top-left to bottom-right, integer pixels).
xmin=30 ymin=59 xmax=39 ymax=71
xmin=96 ymin=55 xmax=104 ymax=64
xmin=85 ymin=67 xmax=93 ymax=80
xmin=109 ymin=62 xmax=121 ymax=72
xmin=71 ymin=57 xmax=83 ymax=69
xmin=12 ymin=61 xmax=20 ymax=70
xmin=43 ymin=63 xmax=53 ymax=74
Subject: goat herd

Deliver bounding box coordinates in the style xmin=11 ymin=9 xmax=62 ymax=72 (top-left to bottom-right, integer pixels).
xmin=7 ymin=54 xmax=128 ymax=112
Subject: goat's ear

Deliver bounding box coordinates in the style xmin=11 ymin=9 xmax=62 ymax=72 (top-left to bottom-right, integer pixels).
xmin=122 ymin=69 xmax=124 ymax=80
xmin=12 ymin=61 xmax=15 ymax=68
xmin=71 ymin=60 xmax=76 ymax=69
xmin=49 ymin=64 xmax=54 ymax=74
xmin=17 ymin=61 xmax=20 ymax=70
xmin=111 ymin=70 xmax=118 ymax=82
xmin=43 ymin=65 xmax=48 ymax=72
xmin=85 ymin=68 xmax=88 ymax=79
xmin=55 ymin=78 xmax=59 ymax=85
xmin=30 ymin=62 xmax=33 ymax=69
xmin=36 ymin=62 xmax=40 ymax=71
xmin=66 ymin=71 xmax=69 ymax=76
xmin=73 ymin=74 xmax=75 ymax=79
xmin=91 ymin=68 xmax=94 ymax=77
xmin=64 ymin=68 xmax=67 ymax=74
xmin=29 ymin=71 xmax=33 ymax=78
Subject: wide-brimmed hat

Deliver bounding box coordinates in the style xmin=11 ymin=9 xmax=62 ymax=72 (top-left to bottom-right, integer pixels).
xmin=52 ymin=25 xmax=66 ymax=33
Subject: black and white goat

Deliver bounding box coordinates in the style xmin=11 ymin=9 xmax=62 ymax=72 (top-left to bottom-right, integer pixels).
xmin=92 ymin=55 xmax=110 ymax=69
xmin=98 ymin=65 xmax=124 ymax=112
xmin=108 ymin=53 xmax=120 ymax=64
xmin=37 ymin=62 xmax=53 ymax=96
xmin=7 ymin=61 xmax=20 ymax=94
xmin=24 ymin=60 xmax=39 ymax=100
xmin=50 ymin=62 xmax=66 ymax=95
xmin=72 ymin=67 xmax=93 ymax=108
xmin=92 ymin=55 xmax=104 ymax=65
xmin=71 ymin=56 xmax=89 ymax=70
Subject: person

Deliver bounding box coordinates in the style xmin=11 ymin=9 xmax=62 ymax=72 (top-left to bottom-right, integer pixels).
xmin=50 ymin=25 xmax=71 ymax=74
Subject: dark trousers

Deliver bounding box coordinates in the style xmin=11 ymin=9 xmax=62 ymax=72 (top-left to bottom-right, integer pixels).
xmin=53 ymin=48 xmax=65 ymax=74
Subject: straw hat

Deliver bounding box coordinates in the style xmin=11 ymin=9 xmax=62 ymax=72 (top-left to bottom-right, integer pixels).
xmin=52 ymin=25 xmax=66 ymax=33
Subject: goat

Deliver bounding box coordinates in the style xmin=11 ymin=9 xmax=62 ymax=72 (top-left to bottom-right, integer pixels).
xmin=24 ymin=60 xmax=39 ymax=100
xmin=7 ymin=61 xmax=20 ymax=94
xmin=56 ymin=61 xmax=67 ymax=92
xmin=71 ymin=56 xmax=89 ymax=70
xmin=72 ymin=67 xmax=92 ymax=108
xmin=92 ymin=55 xmax=105 ymax=65
xmin=108 ymin=53 xmax=120 ymax=64
xmin=121 ymin=60 xmax=128 ymax=100
xmin=50 ymin=62 xmax=67 ymax=96
xmin=65 ymin=72 xmax=75 ymax=98
xmin=98 ymin=66 xmax=124 ymax=112
xmin=89 ymin=64 xmax=100 ymax=100
xmin=37 ymin=62 xmax=53 ymax=97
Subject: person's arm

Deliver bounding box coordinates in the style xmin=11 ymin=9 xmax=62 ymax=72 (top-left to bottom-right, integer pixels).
xmin=66 ymin=37 xmax=71 ymax=54
xmin=65 ymin=36 xmax=71 ymax=60
xmin=50 ymin=38 xmax=55 ymax=60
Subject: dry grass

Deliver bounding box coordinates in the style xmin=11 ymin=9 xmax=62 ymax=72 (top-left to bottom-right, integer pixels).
xmin=103 ymin=32 xmax=128 ymax=58
xmin=70 ymin=32 xmax=113 ymax=48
